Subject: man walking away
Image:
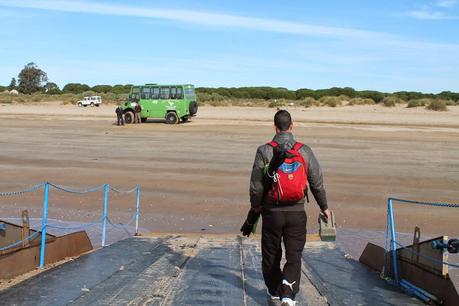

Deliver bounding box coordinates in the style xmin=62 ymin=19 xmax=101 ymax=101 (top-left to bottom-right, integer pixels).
xmin=241 ymin=109 xmax=331 ymax=306
xmin=134 ymin=102 xmax=142 ymax=124
xmin=115 ymin=106 xmax=124 ymax=126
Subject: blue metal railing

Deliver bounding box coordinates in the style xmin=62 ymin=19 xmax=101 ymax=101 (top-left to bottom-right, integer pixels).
xmin=385 ymin=196 xmax=459 ymax=301
xmin=0 ymin=182 xmax=141 ymax=268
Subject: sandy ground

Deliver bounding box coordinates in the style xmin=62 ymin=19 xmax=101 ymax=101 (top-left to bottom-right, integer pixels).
xmin=0 ymin=103 xmax=458 ymax=240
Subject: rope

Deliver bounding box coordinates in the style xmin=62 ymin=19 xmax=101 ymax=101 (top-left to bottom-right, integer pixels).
xmin=107 ymin=212 xmax=136 ymax=229
xmin=109 ymin=186 xmax=138 ymax=194
xmin=395 ymin=241 xmax=459 ymax=269
xmin=47 ymin=218 xmax=103 ymax=230
xmin=0 ymin=230 xmax=41 ymax=251
xmin=49 ymin=183 xmax=104 ymax=194
xmin=0 ymin=183 xmax=44 ymax=196
xmin=391 ymin=197 xmax=459 ymax=208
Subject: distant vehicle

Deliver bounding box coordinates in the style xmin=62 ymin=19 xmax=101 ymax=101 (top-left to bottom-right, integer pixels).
xmin=77 ymin=96 xmax=102 ymax=107
xmin=121 ymin=84 xmax=198 ymax=124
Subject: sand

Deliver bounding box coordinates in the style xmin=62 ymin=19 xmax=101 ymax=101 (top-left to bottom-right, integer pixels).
xmin=0 ymin=103 xmax=458 ymax=238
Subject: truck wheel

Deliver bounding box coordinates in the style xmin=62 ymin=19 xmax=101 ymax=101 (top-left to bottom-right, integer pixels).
xmin=141 ymin=118 xmax=147 ymax=123
xmin=78 ymin=102 xmax=82 ymax=107
xmin=165 ymin=112 xmax=178 ymax=124
xmin=189 ymin=102 xmax=198 ymax=116
xmin=95 ymin=104 xmax=100 ymax=107
xmin=124 ymin=111 xmax=135 ymax=124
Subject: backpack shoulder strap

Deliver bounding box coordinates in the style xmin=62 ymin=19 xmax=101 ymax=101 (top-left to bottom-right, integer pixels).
xmin=267 ymin=141 xmax=278 ymax=147
xmin=292 ymin=142 xmax=304 ymax=151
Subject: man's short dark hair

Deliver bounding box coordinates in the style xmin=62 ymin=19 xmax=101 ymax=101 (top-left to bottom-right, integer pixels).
xmin=274 ymin=110 xmax=292 ymax=131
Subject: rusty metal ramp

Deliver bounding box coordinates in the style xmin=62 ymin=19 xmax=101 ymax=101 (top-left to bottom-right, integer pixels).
xmin=0 ymin=235 xmax=424 ymax=305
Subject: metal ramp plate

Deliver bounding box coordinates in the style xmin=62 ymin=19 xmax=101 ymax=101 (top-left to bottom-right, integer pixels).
xmin=0 ymin=235 xmax=425 ymax=305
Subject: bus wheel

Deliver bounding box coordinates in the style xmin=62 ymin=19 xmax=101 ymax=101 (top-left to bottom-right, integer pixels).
xmin=165 ymin=112 xmax=178 ymax=124
xmin=189 ymin=101 xmax=198 ymax=116
xmin=124 ymin=111 xmax=135 ymax=124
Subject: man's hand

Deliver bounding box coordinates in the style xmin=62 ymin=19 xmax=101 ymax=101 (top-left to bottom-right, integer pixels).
xmin=241 ymin=208 xmax=261 ymax=237
xmin=322 ymin=209 xmax=332 ymax=220
xmin=240 ymin=221 xmax=252 ymax=237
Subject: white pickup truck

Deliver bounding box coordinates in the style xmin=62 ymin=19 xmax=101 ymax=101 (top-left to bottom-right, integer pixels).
xmin=77 ymin=96 xmax=102 ymax=107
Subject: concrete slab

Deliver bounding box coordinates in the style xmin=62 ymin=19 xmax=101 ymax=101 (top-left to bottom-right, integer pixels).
xmin=0 ymin=235 xmax=425 ymax=306
xmin=302 ymin=241 xmax=423 ymax=306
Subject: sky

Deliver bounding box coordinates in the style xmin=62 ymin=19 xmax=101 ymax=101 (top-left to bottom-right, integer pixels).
xmin=0 ymin=0 xmax=458 ymax=92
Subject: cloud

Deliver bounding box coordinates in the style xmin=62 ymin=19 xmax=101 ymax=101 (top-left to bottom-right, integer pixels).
xmin=0 ymin=0 xmax=392 ymax=41
xmin=407 ymin=8 xmax=452 ymax=20
xmin=436 ymin=0 xmax=457 ymax=8
xmin=406 ymin=1 xmax=458 ymax=20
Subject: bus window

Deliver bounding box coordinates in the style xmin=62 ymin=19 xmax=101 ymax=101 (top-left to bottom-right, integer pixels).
xmin=141 ymin=87 xmax=151 ymax=99
xmin=129 ymin=93 xmax=139 ymax=101
xmin=152 ymin=87 xmax=160 ymax=99
xmin=170 ymin=87 xmax=177 ymax=99
xmin=184 ymin=87 xmax=195 ymax=97
xmin=160 ymin=87 xmax=170 ymax=99
xmin=176 ymin=87 xmax=183 ymax=99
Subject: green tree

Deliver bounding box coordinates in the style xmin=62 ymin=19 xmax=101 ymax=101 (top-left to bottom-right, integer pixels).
xmin=62 ymin=83 xmax=91 ymax=94
xmin=17 ymin=62 xmax=48 ymax=94
xmin=43 ymin=82 xmax=61 ymax=94
xmin=112 ymin=84 xmax=132 ymax=94
xmin=8 ymin=78 xmax=17 ymax=91
xmin=91 ymin=85 xmax=113 ymax=93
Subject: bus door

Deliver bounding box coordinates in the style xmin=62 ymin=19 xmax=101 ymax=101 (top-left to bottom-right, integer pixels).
xmin=150 ymin=87 xmax=165 ymax=118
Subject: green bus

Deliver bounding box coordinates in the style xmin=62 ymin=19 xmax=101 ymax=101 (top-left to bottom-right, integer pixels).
xmin=121 ymin=84 xmax=198 ymax=124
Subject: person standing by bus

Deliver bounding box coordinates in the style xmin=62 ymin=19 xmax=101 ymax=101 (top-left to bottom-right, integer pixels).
xmin=134 ymin=102 xmax=142 ymax=124
xmin=115 ymin=106 xmax=124 ymax=126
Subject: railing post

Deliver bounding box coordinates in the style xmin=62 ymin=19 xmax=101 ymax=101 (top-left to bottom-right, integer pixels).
xmin=388 ymin=197 xmax=399 ymax=284
xmin=39 ymin=182 xmax=49 ymax=268
xmin=135 ymin=186 xmax=141 ymax=235
xmin=101 ymin=184 xmax=109 ymax=247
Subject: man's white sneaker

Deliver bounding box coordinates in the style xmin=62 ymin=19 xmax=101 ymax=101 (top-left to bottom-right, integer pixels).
xmin=281 ymin=297 xmax=296 ymax=306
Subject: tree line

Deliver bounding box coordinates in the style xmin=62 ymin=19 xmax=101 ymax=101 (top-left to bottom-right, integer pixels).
xmin=2 ymin=62 xmax=458 ymax=102
xmin=196 ymin=87 xmax=459 ymax=102
xmin=1 ymin=62 xmax=132 ymax=95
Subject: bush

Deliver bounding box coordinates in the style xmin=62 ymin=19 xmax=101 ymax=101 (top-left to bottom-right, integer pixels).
xmin=382 ymin=96 xmax=403 ymax=107
xmin=407 ymin=98 xmax=429 ymax=108
xmin=348 ymin=97 xmax=375 ymax=105
xmin=319 ymin=96 xmax=341 ymax=107
xmin=298 ymin=97 xmax=319 ymax=108
xmin=208 ymin=100 xmax=231 ymax=107
xmin=445 ymin=99 xmax=457 ymax=106
xmin=268 ymin=99 xmax=286 ymax=108
xmin=426 ymin=99 xmax=447 ymax=111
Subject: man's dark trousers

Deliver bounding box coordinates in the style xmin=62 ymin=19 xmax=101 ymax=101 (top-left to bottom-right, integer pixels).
xmin=262 ymin=210 xmax=307 ymax=299
xmin=117 ymin=114 xmax=124 ymax=126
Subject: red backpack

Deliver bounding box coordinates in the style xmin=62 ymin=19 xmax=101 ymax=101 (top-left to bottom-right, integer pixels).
xmin=266 ymin=141 xmax=308 ymax=203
